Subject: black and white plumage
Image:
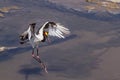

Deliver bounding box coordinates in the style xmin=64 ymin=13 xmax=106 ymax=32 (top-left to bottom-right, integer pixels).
xmin=19 ymin=22 xmax=70 ymax=73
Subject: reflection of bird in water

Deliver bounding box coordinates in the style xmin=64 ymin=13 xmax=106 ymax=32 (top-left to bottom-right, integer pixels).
xmin=19 ymin=22 xmax=70 ymax=73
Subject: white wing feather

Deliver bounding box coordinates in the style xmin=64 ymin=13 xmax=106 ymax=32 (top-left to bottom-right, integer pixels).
xmin=27 ymin=26 xmax=32 ymax=40
xmin=37 ymin=22 xmax=70 ymax=40
xmin=48 ymin=23 xmax=70 ymax=38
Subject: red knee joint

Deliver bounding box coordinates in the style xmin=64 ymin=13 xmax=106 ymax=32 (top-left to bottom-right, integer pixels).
xmin=37 ymin=56 xmax=40 ymax=58
xmin=32 ymin=54 xmax=35 ymax=57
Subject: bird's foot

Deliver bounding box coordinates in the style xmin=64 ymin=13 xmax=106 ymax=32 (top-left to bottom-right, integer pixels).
xmin=40 ymin=62 xmax=48 ymax=73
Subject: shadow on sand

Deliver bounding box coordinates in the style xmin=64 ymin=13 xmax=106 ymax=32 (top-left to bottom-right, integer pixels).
xmin=19 ymin=67 xmax=42 ymax=80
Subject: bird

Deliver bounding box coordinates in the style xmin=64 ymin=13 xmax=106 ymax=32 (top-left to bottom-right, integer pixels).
xmin=19 ymin=22 xmax=70 ymax=73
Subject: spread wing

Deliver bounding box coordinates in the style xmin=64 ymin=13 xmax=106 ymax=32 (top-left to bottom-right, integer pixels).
xmin=37 ymin=22 xmax=70 ymax=39
xmin=26 ymin=23 xmax=36 ymax=40
xmin=20 ymin=23 xmax=36 ymax=41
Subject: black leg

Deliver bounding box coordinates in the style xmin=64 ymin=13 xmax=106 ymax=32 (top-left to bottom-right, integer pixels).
xmin=32 ymin=48 xmax=37 ymax=61
xmin=32 ymin=48 xmax=35 ymax=57
xmin=36 ymin=47 xmax=48 ymax=73
xmin=32 ymin=48 xmax=41 ymax=64
xmin=31 ymin=47 xmax=48 ymax=73
xmin=36 ymin=48 xmax=42 ymax=63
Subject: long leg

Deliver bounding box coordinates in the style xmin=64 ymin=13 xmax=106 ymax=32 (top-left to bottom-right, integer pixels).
xmin=32 ymin=48 xmax=38 ymax=61
xmin=32 ymin=48 xmax=41 ymax=64
xmin=32 ymin=48 xmax=35 ymax=58
xmin=36 ymin=48 xmax=42 ymax=63
xmin=36 ymin=47 xmax=48 ymax=73
xmin=32 ymin=47 xmax=48 ymax=73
